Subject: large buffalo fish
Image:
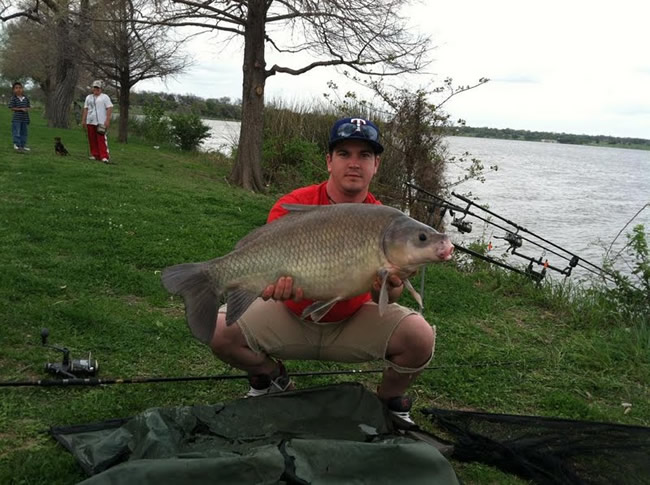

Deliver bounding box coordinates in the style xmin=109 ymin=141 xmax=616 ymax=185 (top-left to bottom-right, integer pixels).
xmin=162 ymin=203 xmax=454 ymax=343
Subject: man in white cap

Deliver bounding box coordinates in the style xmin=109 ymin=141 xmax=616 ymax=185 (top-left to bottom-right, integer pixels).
xmin=81 ymin=80 xmax=113 ymax=163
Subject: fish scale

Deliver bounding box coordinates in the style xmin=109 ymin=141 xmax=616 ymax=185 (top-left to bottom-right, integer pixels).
xmin=220 ymin=205 xmax=388 ymax=295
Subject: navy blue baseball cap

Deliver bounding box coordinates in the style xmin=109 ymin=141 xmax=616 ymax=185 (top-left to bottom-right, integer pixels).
xmin=328 ymin=117 xmax=384 ymax=154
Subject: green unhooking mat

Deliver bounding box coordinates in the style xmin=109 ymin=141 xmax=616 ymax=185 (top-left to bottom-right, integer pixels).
xmin=50 ymin=383 xmax=459 ymax=484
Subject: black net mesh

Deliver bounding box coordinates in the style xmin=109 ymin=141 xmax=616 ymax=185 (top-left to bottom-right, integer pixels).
xmin=422 ymin=407 xmax=650 ymax=485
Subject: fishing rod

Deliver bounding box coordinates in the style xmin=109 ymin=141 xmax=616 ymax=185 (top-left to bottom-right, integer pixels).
xmin=414 ymin=193 xmax=581 ymax=278
xmin=406 ymin=182 xmax=616 ymax=282
xmin=453 ymin=244 xmax=546 ymax=282
xmin=451 ymin=191 xmax=616 ymax=278
xmin=411 ymin=185 xmax=582 ymax=279
xmin=0 ymin=358 xmax=543 ymax=388
xmin=411 ymin=183 xmax=572 ymax=263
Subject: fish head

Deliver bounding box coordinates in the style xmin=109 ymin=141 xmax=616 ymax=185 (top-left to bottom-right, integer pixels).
xmin=382 ymin=215 xmax=454 ymax=268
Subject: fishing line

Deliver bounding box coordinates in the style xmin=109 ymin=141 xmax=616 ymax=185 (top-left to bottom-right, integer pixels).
xmin=605 ymin=202 xmax=649 ymax=259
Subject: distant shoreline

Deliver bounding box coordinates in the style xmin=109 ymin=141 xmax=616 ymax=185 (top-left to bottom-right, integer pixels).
xmin=453 ymin=126 xmax=650 ymax=151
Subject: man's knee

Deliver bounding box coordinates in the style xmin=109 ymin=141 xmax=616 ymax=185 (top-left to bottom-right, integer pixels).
xmin=387 ymin=314 xmax=435 ymax=365
xmin=210 ymin=313 xmax=245 ymax=357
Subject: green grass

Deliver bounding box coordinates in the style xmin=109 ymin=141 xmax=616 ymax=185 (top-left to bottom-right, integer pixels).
xmin=1 ymin=109 xmax=648 ymax=484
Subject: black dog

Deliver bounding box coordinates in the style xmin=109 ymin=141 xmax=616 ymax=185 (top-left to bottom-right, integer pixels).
xmin=54 ymin=137 xmax=69 ymax=156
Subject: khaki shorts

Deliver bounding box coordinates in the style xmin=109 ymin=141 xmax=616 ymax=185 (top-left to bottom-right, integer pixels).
xmin=220 ymin=299 xmax=435 ymax=373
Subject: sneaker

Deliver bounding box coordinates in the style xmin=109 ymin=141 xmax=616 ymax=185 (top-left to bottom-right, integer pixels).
xmin=22 ymin=147 xmax=30 ymax=151
xmin=14 ymin=144 xmax=19 ymax=150
xmin=385 ymin=395 xmax=416 ymax=428
xmin=245 ymin=361 xmax=294 ymax=397
xmin=101 ymin=158 xmax=109 ymax=163
xmin=89 ymin=156 xmax=97 ymax=160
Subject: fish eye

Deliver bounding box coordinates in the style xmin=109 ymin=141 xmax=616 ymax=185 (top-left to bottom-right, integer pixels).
xmin=419 ymin=233 xmax=427 ymax=242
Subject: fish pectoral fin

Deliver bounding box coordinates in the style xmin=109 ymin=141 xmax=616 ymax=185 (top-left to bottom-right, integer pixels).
xmin=403 ymin=279 xmax=423 ymax=311
xmin=226 ymin=289 xmax=259 ymax=326
xmin=301 ymin=298 xmax=342 ymax=322
xmin=377 ymin=269 xmax=390 ymax=317
xmin=161 ymin=262 xmax=218 ymax=344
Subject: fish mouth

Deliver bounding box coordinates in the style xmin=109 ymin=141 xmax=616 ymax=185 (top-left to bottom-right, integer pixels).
xmin=437 ymin=241 xmax=455 ymax=261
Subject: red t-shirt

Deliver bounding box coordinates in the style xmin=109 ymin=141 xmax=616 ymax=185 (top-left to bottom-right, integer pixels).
xmin=267 ymin=181 xmax=381 ymax=322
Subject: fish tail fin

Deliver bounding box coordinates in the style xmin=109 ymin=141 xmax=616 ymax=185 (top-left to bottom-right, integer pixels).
xmin=161 ymin=261 xmax=220 ymax=344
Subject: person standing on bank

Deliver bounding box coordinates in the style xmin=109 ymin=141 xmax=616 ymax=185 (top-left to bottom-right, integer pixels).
xmin=81 ymin=80 xmax=113 ymax=163
xmin=209 ymin=117 xmax=438 ymax=426
xmin=8 ymin=82 xmax=31 ymax=153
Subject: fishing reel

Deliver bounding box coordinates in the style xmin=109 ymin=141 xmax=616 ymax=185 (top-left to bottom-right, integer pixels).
xmin=451 ymin=216 xmax=473 ymax=234
xmin=41 ymin=328 xmax=99 ymax=378
xmin=503 ymin=231 xmax=523 ymax=249
xmin=561 ymin=255 xmax=580 ymax=276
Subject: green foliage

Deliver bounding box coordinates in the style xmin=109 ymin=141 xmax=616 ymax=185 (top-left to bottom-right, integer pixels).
xmin=134 ymin=99 xmax=171 ymax=144
xmin=602 ymin=225 xmax=650 ymax=321
xmin=131 ymin=90 xmax=241 ymax=120
xmin=130 ymin=99 xmax=212 ymax=150
xmin=260 ymin=102 xmax=335 ymax=191
xmin=169 ymin=112 xmax=211 ymax=151
xmin=262 ymin=135 xmax=322 ymax=192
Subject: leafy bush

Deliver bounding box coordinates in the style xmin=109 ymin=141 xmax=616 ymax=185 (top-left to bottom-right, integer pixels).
xmin=602 ymin=224 xmax=650 ymax=322
xmin=140 ymin=99 xmax=171 ymax=143
xmin=261 ymin=103 xmax=334 ymax=191
xmin=262 ymin=135 xmax=323 ymax=192
xmin=169 ymin=113 xmax=211 ymax=151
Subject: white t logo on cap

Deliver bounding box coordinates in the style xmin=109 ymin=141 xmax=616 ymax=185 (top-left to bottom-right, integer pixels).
xmin=350 ymin=118 xmax=366 ymax=132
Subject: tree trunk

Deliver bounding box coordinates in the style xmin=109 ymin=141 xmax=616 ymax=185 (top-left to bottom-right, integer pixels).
xmin=39 ymin=80 xmax=52 ymax=119
xmin=118 ymin=78 xmax=130 ymax=143
xmin=116 ymin=1 xmax=130 ymax=143
xmin=229 ymin=0 xmax=267 ymax=192
xmin=45 ymin=0 xmax=90 ymax=128
xmin=46 ymin=17 xmax=80 ymax=128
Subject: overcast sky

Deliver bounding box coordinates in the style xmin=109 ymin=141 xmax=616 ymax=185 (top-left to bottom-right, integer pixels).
xmin=138 ymin=0 xmax=650 ymax=139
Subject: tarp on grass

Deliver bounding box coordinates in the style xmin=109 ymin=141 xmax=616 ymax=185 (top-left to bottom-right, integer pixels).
xmin=51 ymin=383 xmax=459 ymax=484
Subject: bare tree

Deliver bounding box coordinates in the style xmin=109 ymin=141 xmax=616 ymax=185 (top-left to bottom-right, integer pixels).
xmin=83 ymin=0 xmax=190 ymax=142
xmin=0 ymin=18 xmax=54 ymax=98
xmin=149 ymin=0 xmax=431 ymax=191
xmin=1 ymin=0 xmax=91 ymax=128
xmin=369 ymin=77 xmax=491 ymax=224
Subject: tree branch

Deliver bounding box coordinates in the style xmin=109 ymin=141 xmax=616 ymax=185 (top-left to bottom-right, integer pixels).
xmin=168 ymin=0 xmax=245 ymax=25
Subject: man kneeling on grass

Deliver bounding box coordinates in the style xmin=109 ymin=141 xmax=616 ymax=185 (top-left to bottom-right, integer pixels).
xmin=208 ymin=118 xmax=439 ymax=427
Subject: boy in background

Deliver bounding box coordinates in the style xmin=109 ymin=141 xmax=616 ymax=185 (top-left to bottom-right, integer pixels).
xmin=8 ymin=82 xmax=31 ymax=153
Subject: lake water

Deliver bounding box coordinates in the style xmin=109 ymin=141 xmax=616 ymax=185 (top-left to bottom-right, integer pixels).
xmin=444 ymin=137 xmax=650 ymax=282
xmin=201 ymin=119 xmax=241 ymax=153
xmin=200 ymin=123 xmax=650 ymax=283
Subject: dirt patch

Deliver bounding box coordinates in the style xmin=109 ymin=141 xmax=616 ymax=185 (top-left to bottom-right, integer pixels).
xmin=122 ymin=294 xmax=147 ymax=306
xmin=158 ymin=304 xmax=185 ymax=318
xmin=118 ymin=294 xmax=184 ymax=318
xmin=0 ymin=428 xmax=48 ymax=459
xmin=474 ymin=320 xmax=497 ymax=335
